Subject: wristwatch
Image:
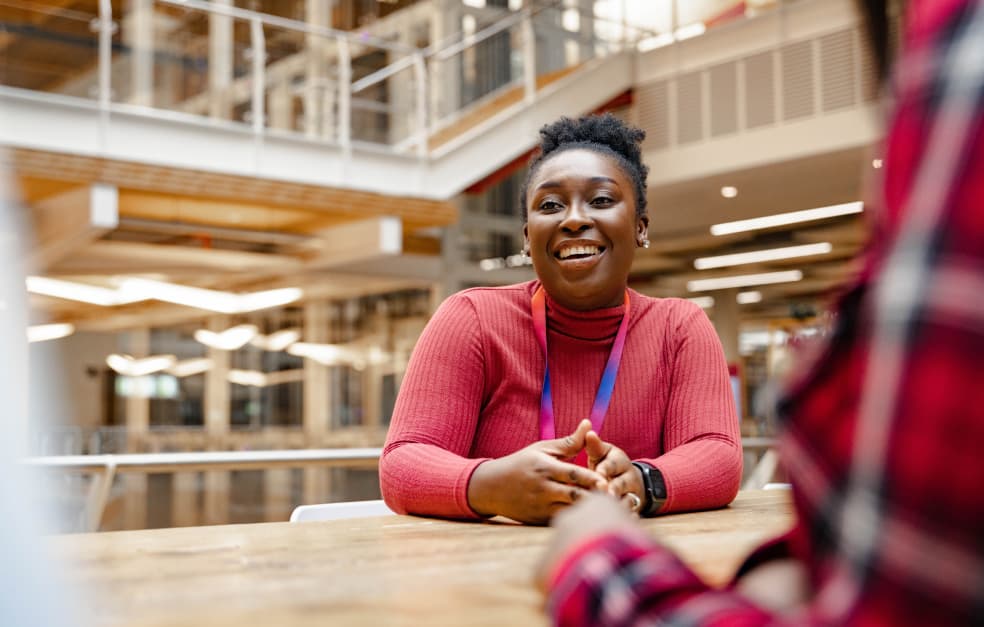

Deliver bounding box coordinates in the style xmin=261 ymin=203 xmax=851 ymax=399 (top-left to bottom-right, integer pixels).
xmin=631 ymin=461 xmax=667 ymax=517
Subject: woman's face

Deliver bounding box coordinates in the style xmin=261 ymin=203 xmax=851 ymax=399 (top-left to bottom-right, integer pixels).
xmin=524 ymin=148 xmax=648 ymax=311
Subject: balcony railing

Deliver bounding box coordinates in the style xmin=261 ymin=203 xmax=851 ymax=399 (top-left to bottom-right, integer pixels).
xmin=0 ymin=0 xmax=688 ymax=157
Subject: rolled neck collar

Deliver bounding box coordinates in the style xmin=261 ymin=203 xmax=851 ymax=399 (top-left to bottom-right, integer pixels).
xmin=538 ymin=284 xmax=628 ymax=342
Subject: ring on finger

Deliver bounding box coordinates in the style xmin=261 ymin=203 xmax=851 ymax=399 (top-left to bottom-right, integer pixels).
xmin=626 ymin=492 xmax=642 ymax=512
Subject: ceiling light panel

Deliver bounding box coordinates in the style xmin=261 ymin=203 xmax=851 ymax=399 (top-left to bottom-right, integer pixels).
xmin=694 ymin=242 xmax=832 ymax=270
xmin=687 ymin=270 xmax=803 ymax=292
xmin=710 ymin=202 xmax=863 ymax=236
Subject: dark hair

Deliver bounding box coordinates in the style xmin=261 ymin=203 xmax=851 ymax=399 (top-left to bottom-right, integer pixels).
xmin=856 ymin=0 xmax=899 ymax=83
xmin=520 ymin=113 xmax=649 ymax=219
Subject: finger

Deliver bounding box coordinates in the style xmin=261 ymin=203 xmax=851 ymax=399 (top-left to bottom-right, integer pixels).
xmin=596 ymin=452 xmax=629 ymax=481
xmin=548 ymin=419 xmax=592 ymax=458
xmin=546 ymin=459 xmax=607 ymax=491
xmin=619 ymin=491 xmax=642 ymax=514
xmin=585 ymin=430 xmax=612 ymax=470
xmin=607 ymin=473 xmax=628 ymax=498
xmin=544 ymin=481 xmax=592 ymax=507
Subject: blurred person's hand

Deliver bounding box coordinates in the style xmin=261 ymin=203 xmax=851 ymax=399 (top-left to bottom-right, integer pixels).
xmin=467 ymin=419 xmax=608 ymax=525
xmin=585 ymin=430 xmax=645 ymax=512
xmin=735 ymin=559 xmax=810 ymax=613
xmin=535 ymin=492 xmax=639 ymax=590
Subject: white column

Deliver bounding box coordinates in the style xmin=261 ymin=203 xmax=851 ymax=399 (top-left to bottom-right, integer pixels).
xmin=123 ymin=329 xmax=150 ymax=529
xmin=209 ymin=0 xmax=233 ymax=120
xmin=171 ymin=472 xmax=200 ymax=527
xmin=264 ymin=469 xmax=293 ymax=522
xmin=429 ymin=0 xmax=462 ymax=122
xmin=711 ymin=288 xmax=740 ymax=365
xmin=203 ymin=316 xmax=230 ymax=524
xmin=269 ymin=82 xmax=294 ymax=131
xmin=305 ymin=0 xmax=334 ymax=140
xmin=126 ymin=0 xmax=154 ymax=106
xmin=303 ymin=301 xmax=331 ymax=504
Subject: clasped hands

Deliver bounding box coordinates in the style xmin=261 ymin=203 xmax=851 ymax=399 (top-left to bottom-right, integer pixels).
xmin=466 ymin=419 xmax=645 ymax=525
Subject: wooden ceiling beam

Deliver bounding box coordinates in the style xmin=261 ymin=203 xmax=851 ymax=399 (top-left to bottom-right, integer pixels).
xmin=30 ymin=183 xmax=118 ymax=270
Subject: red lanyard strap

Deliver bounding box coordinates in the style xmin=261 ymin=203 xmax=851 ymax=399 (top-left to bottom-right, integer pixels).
xmin=531 ymin=286 xmax=631 ymax=442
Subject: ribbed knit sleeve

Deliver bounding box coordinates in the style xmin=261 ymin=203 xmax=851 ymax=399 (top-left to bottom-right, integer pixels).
xmin=643 ymin=303 xmax=742 ymax=513
xmin=379 ymin=292 xmax=490 ymax=519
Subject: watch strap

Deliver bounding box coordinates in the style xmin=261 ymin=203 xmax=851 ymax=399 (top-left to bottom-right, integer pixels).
xmin=631 ymin=461 xmax=667 ymax=517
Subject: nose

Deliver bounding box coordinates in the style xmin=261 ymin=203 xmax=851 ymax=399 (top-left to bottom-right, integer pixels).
xmin=559 ymin=200 xmax=591 ymax=233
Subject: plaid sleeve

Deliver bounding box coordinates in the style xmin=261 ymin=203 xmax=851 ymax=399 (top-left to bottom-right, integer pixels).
xmin=547 ymin=531 xmax=775 ymax=627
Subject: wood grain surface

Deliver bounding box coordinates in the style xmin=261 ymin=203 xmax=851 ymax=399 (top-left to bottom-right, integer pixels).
xmin=53 ymin=490 xmax=793 ymax=627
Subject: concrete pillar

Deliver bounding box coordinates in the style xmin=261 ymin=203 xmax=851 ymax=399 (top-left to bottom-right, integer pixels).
xmin=711 ymin=288 xmax=740 ymax=365
xmin=208 ymin=0 xmax=233 ymax=120
xmin=171 ymin=472 xmax=200 ymax=527
xmin=440 ymin=194 xmax=468 ymax=299
xmin=203 ymin=316 xmax=230 ymax=524
xmin=126 ymin=0 xmax=154 ymax=106
xmin=429 ymin=0 xmax=462 ymax=121
xmin=305 ymin=0 xmax=334 ymax=140
xmin=123 ymin=329 xmax=149 ymax=529
xmin=264 ymin=469 xmax=293 ymax=522
xmin=303 ymin=301 xmax=331 ymax=504
xmin=269 ymin=82 xmax=294 ymax=131
xmin=577 ymin=0 xmax=595 ymax=63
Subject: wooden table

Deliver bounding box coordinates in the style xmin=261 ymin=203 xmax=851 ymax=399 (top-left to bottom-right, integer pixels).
xmin=55 ymin=490 xmax=793 ymax=627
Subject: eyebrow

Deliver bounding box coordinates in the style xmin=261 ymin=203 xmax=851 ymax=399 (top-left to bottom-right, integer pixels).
xmin=534 ymin=176 xmax=619 ymax=190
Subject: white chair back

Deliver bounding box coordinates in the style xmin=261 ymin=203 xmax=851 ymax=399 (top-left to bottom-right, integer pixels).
xmin=289 ymin=499 xmax=395 ymax=522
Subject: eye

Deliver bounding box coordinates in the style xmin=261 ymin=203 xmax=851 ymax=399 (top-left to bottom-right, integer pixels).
xmin=537 ymin=199 xmax=563 ymax=213
xmin=591 ymin=195 xmax=615 ymax=207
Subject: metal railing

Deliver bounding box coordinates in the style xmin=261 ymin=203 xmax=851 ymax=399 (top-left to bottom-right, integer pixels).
xmin=0 ymin=0 xmax=664 ymax=156
xmin=25 ymin=447 xmax=382 ymax=532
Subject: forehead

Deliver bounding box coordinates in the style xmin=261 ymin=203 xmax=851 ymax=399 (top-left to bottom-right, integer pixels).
xmin=530 ymin=148 xmax=632 ymax=188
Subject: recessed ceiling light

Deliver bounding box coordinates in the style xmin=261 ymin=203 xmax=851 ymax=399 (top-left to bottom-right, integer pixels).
xmin=737 ymin=291 xmax=763 ymax=304
xmin=687 ymin=270 xmax=803 ymax=292
xmin=194 ymin=324 xmax=259 ymax=351
xmin=694 ymin=242 xmax=832 ymax=270
xmin=106 ymin=354 xmax=177 ymax=377
xmin=720 ymin=186 xmax=738 ymax=199
xmin=710 ymin=201 xmax=863 ymax=236
xmin=27 ymin=323 xmax=75 ymax=343
xmin=872 ymin=159 xmax=883 ymax=169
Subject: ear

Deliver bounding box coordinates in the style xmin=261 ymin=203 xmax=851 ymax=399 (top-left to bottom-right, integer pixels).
xmin=523 ymin=223 xmax=530 ymax=252
xmin=636 ymin=215 xmax=649 ymax=247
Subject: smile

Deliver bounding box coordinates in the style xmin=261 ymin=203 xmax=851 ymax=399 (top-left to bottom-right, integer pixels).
xmin=555 ymin=245 xmax=605 ymax=260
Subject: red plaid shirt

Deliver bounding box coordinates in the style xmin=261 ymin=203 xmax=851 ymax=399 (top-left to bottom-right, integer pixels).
xmin=546 ymin=1 xmax=984 ymax=624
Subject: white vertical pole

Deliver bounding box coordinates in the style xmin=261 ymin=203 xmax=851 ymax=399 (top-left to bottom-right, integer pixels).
xmin=337 ymin=35 xmax=352 ymax=151
xmin=129 ymin=0 xmax=154 ymax=106
xmin=250 ymin=18 xmax=266 ymax=135
xmin=209 ymin=0 xmax=233 ymax=120
xmin=413 ymin=53 xmax=428 ymax=156
xmin=97 ymin=0 xmax=113 ymax=109
xmin=522 ymin=9 xmax=536 ymax=103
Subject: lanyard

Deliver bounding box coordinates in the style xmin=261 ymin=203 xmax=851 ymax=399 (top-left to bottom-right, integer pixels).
xmin=531 ymin=286 xmax=631 ymax=448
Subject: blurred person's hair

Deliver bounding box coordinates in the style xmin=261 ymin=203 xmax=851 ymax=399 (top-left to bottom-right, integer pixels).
xmin=856 ymin=0 xmax=903 ymax=82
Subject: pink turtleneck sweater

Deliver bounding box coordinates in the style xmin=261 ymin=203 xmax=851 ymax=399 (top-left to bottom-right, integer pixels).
xmin=380 ymin=280 xmax=741 ymax=519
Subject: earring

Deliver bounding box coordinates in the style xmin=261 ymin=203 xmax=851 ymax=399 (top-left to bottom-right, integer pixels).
xmin=641 ymin=239 xmax=650 ymax=249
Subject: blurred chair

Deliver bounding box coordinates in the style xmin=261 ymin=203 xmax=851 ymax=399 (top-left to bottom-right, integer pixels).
xmin=289 ymin=499 xmax=395 ymax=522
xmin=742 ymin=449 xmax=780 ymax=491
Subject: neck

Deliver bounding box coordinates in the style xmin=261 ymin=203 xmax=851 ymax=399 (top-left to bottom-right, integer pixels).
xmin=539 ymin=285 xmax=627 ymax=342
xmin=545 ymin=287 xmax=627 ymax=312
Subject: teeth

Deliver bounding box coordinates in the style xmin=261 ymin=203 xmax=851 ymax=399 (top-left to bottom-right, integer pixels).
xmin=558 ymin=245 xmax=600 ymax=259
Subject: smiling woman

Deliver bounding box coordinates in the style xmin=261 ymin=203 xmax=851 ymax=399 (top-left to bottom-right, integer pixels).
xmin=380 ymin=114 xmax=741 ymax=525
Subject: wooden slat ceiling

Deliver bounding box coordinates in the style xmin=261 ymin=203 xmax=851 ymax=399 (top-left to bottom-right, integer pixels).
xmin=8 ymin=149 xmax=457 ymax=233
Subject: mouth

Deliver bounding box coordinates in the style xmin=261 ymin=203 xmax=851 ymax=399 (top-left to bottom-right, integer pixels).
xmin=554 ymin=244 xmax=606 ymax=261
